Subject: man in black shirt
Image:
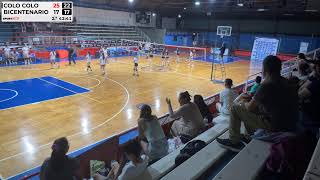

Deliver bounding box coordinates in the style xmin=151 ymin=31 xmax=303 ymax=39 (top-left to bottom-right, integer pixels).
xmin=299 ymin=60 xmax=320 ymax=124
xmin=68 ymin=47 xmax=76 ymax=65
xmin=217 ymin=55 xmax=299 ymax=152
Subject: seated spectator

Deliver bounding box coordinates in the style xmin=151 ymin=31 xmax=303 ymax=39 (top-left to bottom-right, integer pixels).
xmin=193 ymin=94 xmax=213 ymax=123
xmin=94 ymin=139 xmax=149 ymax=180
xmin=166 ymin=91 xmax=205 ymax=138
xmin=216 ymin=78 xmax=238 ymax=115
xmin=217 ymin=55 xmax=299 ymax=152
xmin=298 ymin=62 xmax=310 ymax=81
xmin=299 ymin=60 xmax=320 ymax=124
xmin=297 ymin=53 xmax=307 ymax=61
xmin=40 ymin=137 xmax=80 ymax=180
xmin=137 ymin=104 xmax=168 ymax=163
xmin=248 ymin=76 xmax=262 ymax=96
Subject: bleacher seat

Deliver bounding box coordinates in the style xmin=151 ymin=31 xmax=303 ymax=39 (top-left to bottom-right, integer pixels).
xmin=213 ymin=139 xmax=271 ymax=180
xmin=161 ymin=131 xmax=229 ymax=180
xmin=303 ymin=136 xmax=320 ymax=180
xmin=141 ymin=124 xmax=228 ymax=180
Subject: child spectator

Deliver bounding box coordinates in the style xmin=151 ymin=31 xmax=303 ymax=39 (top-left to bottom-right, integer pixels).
xmin=248 ymin=76 xmax=262 ymax=96
xmin=216 ymin=78 xmax=238 ymax=115
xmin=94 ymin=139 xmax=149 ymax=180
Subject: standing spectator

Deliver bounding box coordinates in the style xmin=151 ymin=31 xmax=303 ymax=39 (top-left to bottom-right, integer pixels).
xmin=40 ymin=137 xmax=80 ymax=180
xmin=217 ymin=55 xmax=299 ymax=152
xmin=216 ymin=78 xmax=238 ymax=115
xmin=194 ymin=95 xmax=213 ymax=123
xmin=166 ymin=91 xmax=205 ymax=138
xmin=138 ymin=104 xmax=168 ymax=163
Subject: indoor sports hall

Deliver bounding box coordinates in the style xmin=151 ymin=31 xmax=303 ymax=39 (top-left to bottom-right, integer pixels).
xmin=0 ymin=0 xmax=320 ymax=180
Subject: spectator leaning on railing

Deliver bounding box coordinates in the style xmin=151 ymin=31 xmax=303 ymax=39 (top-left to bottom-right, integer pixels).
xmin=217 ymin=55 xmax=299 ymax=152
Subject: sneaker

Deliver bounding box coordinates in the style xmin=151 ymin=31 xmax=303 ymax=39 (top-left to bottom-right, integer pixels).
xmin=240 ymin=136 xmax=252 ymax=145
xmin=216 ymin=138 xmax=245 ymax=152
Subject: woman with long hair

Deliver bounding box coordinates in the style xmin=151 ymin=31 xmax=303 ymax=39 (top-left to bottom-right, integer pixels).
xmin=138 ymin=104 xmax=168 ymax=163
xmin=40 ymin=137 xmax=79 ymax=180
xmin=193 ymin=95 xmax=213 ymax=123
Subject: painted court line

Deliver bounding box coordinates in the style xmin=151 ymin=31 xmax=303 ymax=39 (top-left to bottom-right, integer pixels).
xmin=0 ymin=76 xmax=130 ymax=166
xmin=37 ymin=77 xmax=102 ymax=104
xmin=0 ymin=89 xmax=18 ymax=103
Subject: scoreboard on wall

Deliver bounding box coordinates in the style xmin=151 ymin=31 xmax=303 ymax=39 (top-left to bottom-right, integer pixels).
xmin=1 ymin=1 xmax=73 ymax=22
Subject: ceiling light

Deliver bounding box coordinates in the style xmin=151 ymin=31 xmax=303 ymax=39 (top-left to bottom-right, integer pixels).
xmin=152 ymin=13 xmax=156 ymax=16
xmin=184 ymin=7 xmax=187 ymax=10
xmin=257 ymin=8 xmax=267 ymax=12
xmin=283 ymin=13 xmax=294 ymax=16
xmin=304 ymin=9 xmax=318 ymax=12
xmin=237 ymin=3 xmax=244 ymax=7
xmin=195 ymin=1 xmax=200 ymax=6
xmin=178 ymin=14 xmax=182 ymax=18
xmin=128 ymin=0 xmax=134 ymax=3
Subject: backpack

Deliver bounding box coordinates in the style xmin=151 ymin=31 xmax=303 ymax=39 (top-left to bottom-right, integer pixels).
xmin=175 ymin=140 xmax=206 ymax=166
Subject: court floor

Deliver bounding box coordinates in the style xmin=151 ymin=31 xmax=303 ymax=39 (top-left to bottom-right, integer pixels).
xmin=0 ymin=56 xmax=251 ymax=178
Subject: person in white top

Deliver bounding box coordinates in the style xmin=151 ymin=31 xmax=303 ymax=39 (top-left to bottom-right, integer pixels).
xmin=133 ymin=56 xmax=139 ymax=76
xmin=166 ymin=91 xmax=205 ymax=138
xmin=189 ymin=50 xmax=194 ymax=66
xmin=175 ymin=48 xmax=180 ymax=63
xmin=50 ymin=50 xmax=56 ymax=68
xmin=216 ymin=78 xmax=238 ymax=115
xmin=103 ymin=47 xmax=109 ymax=64
xmin=94 ymin=140 xmax=149 ymax=180
xmin=86 ymin=52 xmax=92 ymax=72
xmin=22 ymin=45 xmax=30 ymax=65
xmin=4 ymin=45 xmax=11 ymax=65
xmin=99 ymin=48 xmax=107 ymax=75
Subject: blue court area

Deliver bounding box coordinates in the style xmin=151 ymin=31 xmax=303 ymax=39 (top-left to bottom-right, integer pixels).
xmin=0 ymin=76 xmax=89 ymax=110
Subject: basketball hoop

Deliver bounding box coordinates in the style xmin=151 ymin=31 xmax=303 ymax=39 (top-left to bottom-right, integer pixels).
xmin=217 ymin=26 xmax=232 ymax=38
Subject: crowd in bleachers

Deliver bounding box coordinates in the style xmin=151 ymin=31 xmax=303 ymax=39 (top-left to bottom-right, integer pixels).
xmin=33 ymin=53 xmax=320 ymax=179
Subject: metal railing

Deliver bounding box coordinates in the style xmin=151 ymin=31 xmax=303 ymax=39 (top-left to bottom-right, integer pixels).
xmin=134 ymin=26 xmax=151 ymax=42
xmin=244 ymin=47 xmax=320 ymax=90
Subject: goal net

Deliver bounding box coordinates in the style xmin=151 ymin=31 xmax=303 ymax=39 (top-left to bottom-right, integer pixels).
xmin=120 ymin=39 xmax=208 ymax=62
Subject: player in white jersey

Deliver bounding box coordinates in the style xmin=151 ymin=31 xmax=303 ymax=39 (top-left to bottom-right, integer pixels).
xmin=4 ymin=45 xmax=11 ymax=65
xmin=86 ymin=52 xmax=92 ymax=72
xmin=22 ymin=45 xmax=31 ymax=65
xmin=99 ymin=48 xmax=107 ymax=75
xmin=189 ymin=50 xmax=194 ymax=66
xmin=10 ymin=50 xmax=18 ymax=65
xmin=133 ymin=56 xmax=139 ymax=76
xmin=50 ymin=50 xmax=56 ymax=68
xmin=176 ymin=48 xmax=180 ymax=63
xmin=103 ymin=47 xmax=109 ymax=64
xmin=165 ymin=49 xmax=170 ymax=67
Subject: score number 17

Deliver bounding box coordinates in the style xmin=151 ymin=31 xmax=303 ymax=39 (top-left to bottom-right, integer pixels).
xmin=54 ymin=10 xmax=59 ymax=14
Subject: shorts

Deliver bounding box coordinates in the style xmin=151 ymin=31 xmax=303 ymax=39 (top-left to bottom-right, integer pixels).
xmin=134 ymin=63 xmax=138 ymax=67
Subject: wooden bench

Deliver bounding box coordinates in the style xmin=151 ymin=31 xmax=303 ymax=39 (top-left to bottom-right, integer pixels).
xmin=303 ymin=137 xmax=320 ymax=180
xmin=212 ymin=139 xmax=271 ymax=180
xmin=141 ymin=124 xmax=228 ymax=180
xmin=160 ymin=132 xmax=229 ymax=180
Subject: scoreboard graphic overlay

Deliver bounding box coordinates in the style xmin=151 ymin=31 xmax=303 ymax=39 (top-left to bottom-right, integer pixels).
xmin=1 ymin=1 xmax=73 ymax=22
